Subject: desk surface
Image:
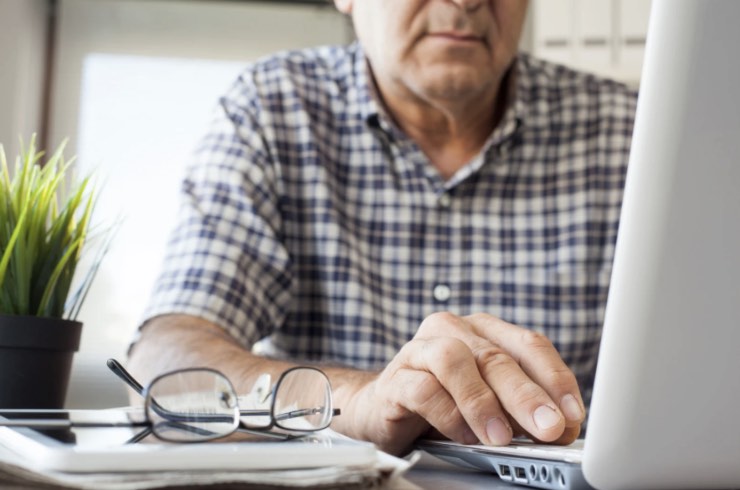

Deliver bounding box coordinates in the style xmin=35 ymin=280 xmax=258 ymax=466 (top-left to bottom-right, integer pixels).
xmin=396 ymin=451 xmax=517 ymax=489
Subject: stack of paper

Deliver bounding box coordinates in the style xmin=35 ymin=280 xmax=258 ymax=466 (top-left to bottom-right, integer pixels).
xmin=0 ymin=410 xmax=413 ymax=490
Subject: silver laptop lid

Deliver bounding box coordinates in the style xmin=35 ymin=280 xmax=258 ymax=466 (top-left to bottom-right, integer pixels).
xmin=583 ymin=1 xmax=740 ymax=488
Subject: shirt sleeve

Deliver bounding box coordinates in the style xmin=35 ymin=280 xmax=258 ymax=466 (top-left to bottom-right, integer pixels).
xmin=139 ymin=71 xmax=292 ymax=349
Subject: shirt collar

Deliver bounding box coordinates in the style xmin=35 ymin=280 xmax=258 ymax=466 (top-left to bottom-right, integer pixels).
xmin=476 ymin=60 xmax=521 ymax=157
xmin=351 ymin=42 xmax=383 ymax=126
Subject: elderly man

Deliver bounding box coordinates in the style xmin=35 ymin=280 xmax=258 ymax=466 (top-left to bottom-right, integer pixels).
xmin=129 ymin=0 xmax=636 ymax=455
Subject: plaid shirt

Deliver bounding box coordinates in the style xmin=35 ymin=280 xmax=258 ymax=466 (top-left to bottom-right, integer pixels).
xmin=143 ymin=42 xmax=637 ymax=406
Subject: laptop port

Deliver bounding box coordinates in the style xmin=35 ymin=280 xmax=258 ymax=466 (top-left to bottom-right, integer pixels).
xmin=554 ymin=468 xmax=567 ymax=488
xmin=498 ymin=465 xmax=513 ymax=481
xmin=514 ymin=466 xmax=528 ymax=483
xmin=540 ymin=465 xmax=550 ymax=482
xmin=528 ymin=464 xmax=538 ymax=480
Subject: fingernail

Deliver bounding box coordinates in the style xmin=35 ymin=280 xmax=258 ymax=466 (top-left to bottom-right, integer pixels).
xmin=533 ymin=405 xmax=561 ymax=431
xmin=560 ymin=394 xmax=584 ymax=422
xmin=486 ymin=418 xmax=512 ymax=445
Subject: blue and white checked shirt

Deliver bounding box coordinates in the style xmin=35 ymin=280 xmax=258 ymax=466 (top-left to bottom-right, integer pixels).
xmin=143 ymin=42 xmax=637 ymax=406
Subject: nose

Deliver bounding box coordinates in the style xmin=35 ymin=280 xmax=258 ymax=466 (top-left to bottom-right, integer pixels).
xmin=448 ymin=0 xmax=485 ymax=12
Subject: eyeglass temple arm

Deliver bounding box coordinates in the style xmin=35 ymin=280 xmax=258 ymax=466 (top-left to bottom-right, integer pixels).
xmin=236 ymin=426 xmax=306 ymax=441
xmin=107 ymin=358 xmax=233 ymax=424
xmin=125 ymin=426 xmax=152 ymax=444
xmin=271 ymin=407 xmax=341 ymax=422
xmin=106 ymin=359 xmax=186 ymax=427
xmin=126 ymin=421 xmax=231 ymax=444
xmin=107 ymin=358 xmax=145 ymax=396
xmin=244 ymin=407 xmax=340 ymax=419
xmin=106 ymin=359 xmax=183 ymax=424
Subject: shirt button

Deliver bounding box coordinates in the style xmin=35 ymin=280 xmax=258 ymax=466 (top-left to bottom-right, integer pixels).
xmin=433 ymin=284 xmax=452 ymax=302
xmin=438 ymin=193 xmax=451 ymax=208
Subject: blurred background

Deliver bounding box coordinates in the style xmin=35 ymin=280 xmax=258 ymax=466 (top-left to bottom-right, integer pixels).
xmin=0 ymin=0 xmax=651 ymax=408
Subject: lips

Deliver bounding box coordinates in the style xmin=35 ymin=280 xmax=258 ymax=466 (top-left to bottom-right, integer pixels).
xmin=427 ymin=31 xmax=484 ymax=44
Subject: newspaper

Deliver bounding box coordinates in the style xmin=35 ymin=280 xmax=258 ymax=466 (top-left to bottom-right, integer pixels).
xmin=0 ymin=432 xmax=415 ymax=489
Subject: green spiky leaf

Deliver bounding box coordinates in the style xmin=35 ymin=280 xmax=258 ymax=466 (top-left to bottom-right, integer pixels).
xmin=0 ymin=135 xmax=107 ymax=319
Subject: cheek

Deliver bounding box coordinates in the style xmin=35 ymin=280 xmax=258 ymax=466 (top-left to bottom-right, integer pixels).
xmin=357 ymin=24 xmax=416 ymax=78
xmin=374 ymin=3 xmax=423 ymax=46
xmin=492 ymin=1 xmax=529 ymax=45
xmin=352 ymin=5 xmax=394 ymax=58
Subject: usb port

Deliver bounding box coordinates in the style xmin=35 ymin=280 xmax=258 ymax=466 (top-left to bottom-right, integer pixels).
xmin=498 ymin=465 xmax=513 ymax=481
xmin=514 ymin=466 xmax=528 ymax=482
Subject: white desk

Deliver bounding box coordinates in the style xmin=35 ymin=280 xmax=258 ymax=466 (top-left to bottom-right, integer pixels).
xmin=394 ymin=452 xmax=519 ymax=489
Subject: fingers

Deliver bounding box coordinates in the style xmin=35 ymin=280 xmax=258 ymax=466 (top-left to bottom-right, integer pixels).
xmin=414 ymin=312 xmax=584 ymax=444
xmin=381 ymin=338 xmax=513 ymax=446
xmin=384 ymin=367 xmax=480 ymax=445
xmin=370 ymin=311 xmax=584 ymax=453
xmin=465 ymin=313 xmax=586 ymax=430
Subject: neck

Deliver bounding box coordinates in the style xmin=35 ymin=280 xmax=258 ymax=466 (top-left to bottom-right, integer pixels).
xmin=373 ymin=69 xmax=513 ymax=180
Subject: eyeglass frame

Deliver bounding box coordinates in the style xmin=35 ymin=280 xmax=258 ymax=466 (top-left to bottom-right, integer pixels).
xmin=107 ymin=359 xmax=340 ymax=443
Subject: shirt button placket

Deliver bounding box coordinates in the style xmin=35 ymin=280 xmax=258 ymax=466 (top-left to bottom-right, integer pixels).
xmin=433 ymin=192 xmax=452 ymax=304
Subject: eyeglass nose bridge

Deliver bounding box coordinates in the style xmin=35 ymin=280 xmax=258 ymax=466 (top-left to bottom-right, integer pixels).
xmin=252 ymin=373 xmax=273 ymax=405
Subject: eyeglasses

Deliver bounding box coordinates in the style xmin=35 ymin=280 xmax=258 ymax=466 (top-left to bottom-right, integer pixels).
xmin=0 ymin=359 xmax=339 ymax=443
xmin=107 ymin=359 xmax=340 ymax=442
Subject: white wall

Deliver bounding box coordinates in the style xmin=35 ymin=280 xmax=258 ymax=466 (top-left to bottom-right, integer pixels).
xmin=527 ymin=0 xmax=652 ymax=85
xmin=0 ymin=0 xmax=48 ymax=159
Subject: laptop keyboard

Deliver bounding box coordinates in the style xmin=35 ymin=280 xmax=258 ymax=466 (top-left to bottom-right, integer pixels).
xmin=473 ymin=439 xmax=585 ymax=464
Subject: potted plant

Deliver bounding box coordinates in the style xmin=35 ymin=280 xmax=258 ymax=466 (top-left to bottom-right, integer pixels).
xmin=0 ymin=135 xmax=106 ymax=408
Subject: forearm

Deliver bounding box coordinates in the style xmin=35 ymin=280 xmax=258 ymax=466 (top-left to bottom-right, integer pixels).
xmin=126 ymin=314 xmax=376 ymax=440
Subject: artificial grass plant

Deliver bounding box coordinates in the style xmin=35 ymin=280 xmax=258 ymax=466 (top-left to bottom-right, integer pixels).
xmin=0 ymin=135 xmax=104 ymax=320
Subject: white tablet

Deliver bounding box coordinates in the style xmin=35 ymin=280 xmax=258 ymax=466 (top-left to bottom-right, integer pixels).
xmin=0 ymin=408 xmax=376 ymax=473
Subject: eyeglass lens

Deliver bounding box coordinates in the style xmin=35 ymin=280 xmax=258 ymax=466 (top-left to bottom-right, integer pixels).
xmin=273 ymin=368 xmax=333 ymax=432
xmin=146 ymin=370 xmax=240 ymax=442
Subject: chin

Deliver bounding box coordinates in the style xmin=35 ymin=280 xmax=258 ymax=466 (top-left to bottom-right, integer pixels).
xmin=417 ymin=75 xmax=490 ymax=101
xmin=408 ymin=62 xmax=497 ymax=101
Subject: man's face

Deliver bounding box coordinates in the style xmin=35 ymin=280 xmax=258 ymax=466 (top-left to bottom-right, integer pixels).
xmin=336 ymin=0 xmax=529 ymax=103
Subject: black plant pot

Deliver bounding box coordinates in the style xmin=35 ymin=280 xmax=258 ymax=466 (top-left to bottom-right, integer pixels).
xmin=0 ymin=315 xmax=82 ymax=408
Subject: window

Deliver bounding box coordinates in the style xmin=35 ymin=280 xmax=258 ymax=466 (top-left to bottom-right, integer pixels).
xmin=47 ymin=0 xmax=350 ymax=407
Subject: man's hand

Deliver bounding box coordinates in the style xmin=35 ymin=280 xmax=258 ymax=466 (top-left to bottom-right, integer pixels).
xmin=339 ymin=312 xmax=585 ymax=455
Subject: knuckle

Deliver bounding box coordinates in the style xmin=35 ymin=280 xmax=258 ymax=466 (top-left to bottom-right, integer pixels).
xmin=459 ymin=391 xmax=499 ymax=425
xmin=465 ymin=312 xmax=508 ymax=328
xmin=464 ymin=312 xmax=489 ymax=324
xmin=418 ymin=311 xmax=460 ymax=336
xmin=396 ymin=341 xmax=417 ymax=359
xmin=424 ymin=337 xmax=469 ymax=369
xmin=475 ymin=347 xmax=513 ymax=369
xmin=394 ymin=343 xmax=417 ymax=368
xmin=509 ymin=381 xmax=546 ymax=408
xmin=433 ymin=405 xmax=466 ymax=431
xmin=541 ymin=365 xmax=578 ymax=389
xmin=520 ymin=329 xmax=554 ymax=351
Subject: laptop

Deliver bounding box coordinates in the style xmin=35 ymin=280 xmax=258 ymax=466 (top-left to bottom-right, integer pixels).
xmin=417 ymin=1 xmax=740 ymax=488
